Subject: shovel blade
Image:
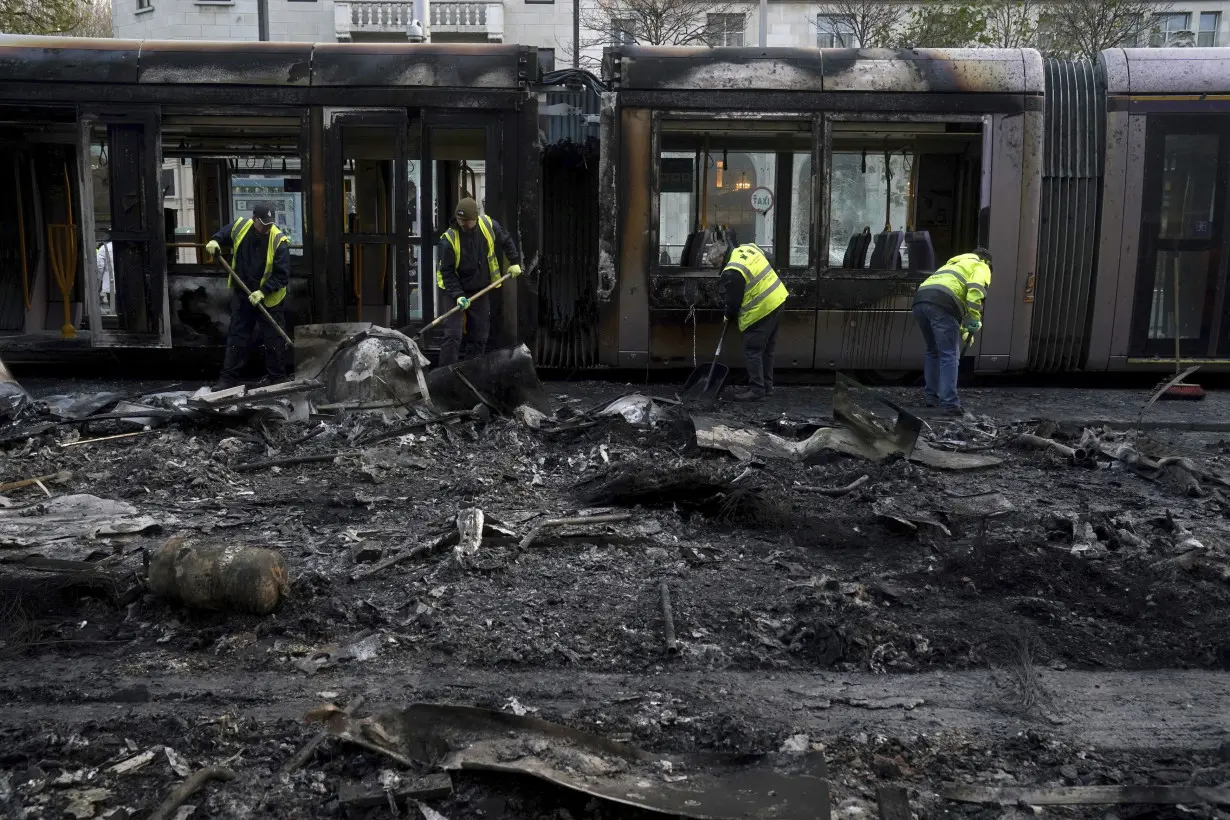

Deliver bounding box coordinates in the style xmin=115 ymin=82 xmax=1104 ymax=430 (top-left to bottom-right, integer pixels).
xmin=682 ymin=363 xmax=729 ymax=402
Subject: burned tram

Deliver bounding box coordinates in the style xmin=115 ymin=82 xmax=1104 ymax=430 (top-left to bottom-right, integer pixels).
xmin=3 ymin=38 xmax=1230 ymax=377
xmin=0 ymin=36 xmax=539 ymax=362
xmin=596 ymin=46 xmax=1230 ymax=374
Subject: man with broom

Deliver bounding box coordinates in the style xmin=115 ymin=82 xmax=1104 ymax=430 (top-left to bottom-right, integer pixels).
xmin=435 ymin=197 xmax=523 ymax=366
xmin=204 ymin=202 xmax=292 ymax=391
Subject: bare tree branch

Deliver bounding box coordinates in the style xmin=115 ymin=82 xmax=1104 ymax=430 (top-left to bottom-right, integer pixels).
xmin=1042 ymin=0 xmax=1172 ymax=62
xmin=813 ymin=0 xmax=907 ymax=48
xmin=984 ymin=0 xmax=1039 ymax=48
xmin=577 ymin=0 xmax=749 ymax=54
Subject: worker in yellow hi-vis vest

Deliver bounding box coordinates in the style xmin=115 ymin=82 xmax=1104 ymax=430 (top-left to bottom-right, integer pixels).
xmin=434 ymin=197 xmax=522 ymax=367
xmin=204 ymin=202 xmax=292 ymax=391
xmin=719 ymin=243 xmax=789 ymax=402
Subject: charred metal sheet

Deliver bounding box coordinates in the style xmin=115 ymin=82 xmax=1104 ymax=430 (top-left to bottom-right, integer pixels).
xmin=821 ymin=49 xmax=1030 ymax=94
xmin=606 ymin=46 xmax=1033 ymax=94
xmin=1116 ymin=47 xmax=1230 ymax=95
xmin=137 ymin=40 xmax=312 ymax=86
xmin=311 ymin=43 xmax=530 ymax=89
xmin=0 ymin=35 xmax=139 ymax=84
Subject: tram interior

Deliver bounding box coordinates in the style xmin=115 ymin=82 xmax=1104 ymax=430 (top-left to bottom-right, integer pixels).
xmin=0 ymin=106 xmax=495 ymax=354
xmin=656 ymin=119 xmax=982 ymax=278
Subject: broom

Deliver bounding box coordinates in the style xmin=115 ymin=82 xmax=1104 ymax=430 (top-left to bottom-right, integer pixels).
xmin=1161 ymin=258 xmax=1204 ymax=400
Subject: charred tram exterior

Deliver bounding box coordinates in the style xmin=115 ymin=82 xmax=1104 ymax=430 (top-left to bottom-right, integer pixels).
xmin=0 ymin=36 xmax=540 ymax=361
xmin=598 ymin=46 xmax=1230 ymax=375
xmin=1 ymin=38 xmax=1229 ymax=375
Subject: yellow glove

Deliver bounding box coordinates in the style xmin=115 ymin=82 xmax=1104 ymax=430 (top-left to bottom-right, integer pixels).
xmin=456 ymin=296 xmax=471 ymax=310
xmin=249 ymin=290 xmax=265 ymax=307
xmin=961 ymin=330 xmax=972 ymax=347
xmin=507 ymin=264 xmax=523 ymax=278
xmin=204 ymin=239 xmax=221 ymax=258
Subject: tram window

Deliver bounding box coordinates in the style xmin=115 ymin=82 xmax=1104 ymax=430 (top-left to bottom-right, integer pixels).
xmin=1146 ymin=132 xmax=1220 ymax=341
xmin=657 ymin=148 xmax=778 ymax=267
xmin=657 ymin=119 xmax=811 ymax=269
xmin=789 ymin=153 xmax=812 ymax=267
xmin=827 ymin=121 xmax=983 ymax=271
xmin=828 ymin=150 xmax=911 ymax=268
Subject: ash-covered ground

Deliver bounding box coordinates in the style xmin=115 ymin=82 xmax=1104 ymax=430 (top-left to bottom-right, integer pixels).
xmin=1 ymin=376 xmax=1229 ymax=819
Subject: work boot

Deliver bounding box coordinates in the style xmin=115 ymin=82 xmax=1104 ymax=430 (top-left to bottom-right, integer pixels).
xmin=731 ymin=387 xmax=766 ymax=402
xmin=942 ymin=405 xmax=965 ymax=417
xmin=210 ymin=379 xmax=238 ymax=393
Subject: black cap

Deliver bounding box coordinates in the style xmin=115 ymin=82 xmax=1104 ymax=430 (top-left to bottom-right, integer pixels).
xmin=252 ymin=202 xmax=276 ymax=226
xmin=973 ymin=247 xmax=992 ymax=266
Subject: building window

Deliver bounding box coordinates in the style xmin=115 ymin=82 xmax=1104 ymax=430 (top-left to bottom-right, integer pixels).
xmin=1199 ymin=12 xmax=1220 ymax=46
xmin=1151 ymin=12 xmax=1193 ymax=47
xmin=137 ymin=0 xmax=152 ymax=10
xmin=706 ymin=14 xmax=745 ymax=47
xmin=816 ymin=14 xmax=857 ymax=48
xmin=161 ymin=168 xmax=176 ymax=198
xmin=612 ymin=18 xmax=637 ymax=46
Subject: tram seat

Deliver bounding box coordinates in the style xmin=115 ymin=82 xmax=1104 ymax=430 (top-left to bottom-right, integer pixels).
xmin=842 ymin=228 xmax=872 ymax=269
xmin=904 ymin=230 xmax=936 ymax=272
xmin=680 ymin=231 xmax=699 ymax=267
xmin=869 ymin=230 xmax=904 ymax=269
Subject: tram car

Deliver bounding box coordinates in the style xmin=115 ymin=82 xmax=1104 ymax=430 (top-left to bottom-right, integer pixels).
xmin=0 ymin=37 xmax=1227 ymax=375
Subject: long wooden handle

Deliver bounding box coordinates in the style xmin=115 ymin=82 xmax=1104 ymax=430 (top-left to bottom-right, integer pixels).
xmin=215 ymin=255 xmax=295 ymax=348
xmin=415 ymin=253 xmax=539 ymax=340
xmin=416 ymin=271 xmax=513 ymax=339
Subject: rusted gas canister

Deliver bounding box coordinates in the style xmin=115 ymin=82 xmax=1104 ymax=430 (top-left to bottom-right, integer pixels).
xmin=148 ymin=536 xmax=289 ymax=616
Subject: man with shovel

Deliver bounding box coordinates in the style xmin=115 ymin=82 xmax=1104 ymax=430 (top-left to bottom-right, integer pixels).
xmin=435 ymin=197 xmax=523 ymax=367
xmin=204 ymin=203 xmax=292 ymax=391
xmin=719 ymin=243 xmax=789 ymax=402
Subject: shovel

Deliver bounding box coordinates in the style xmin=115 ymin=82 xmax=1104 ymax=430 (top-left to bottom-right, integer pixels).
xmin=681 ymin=319 xmax=729 ymax=402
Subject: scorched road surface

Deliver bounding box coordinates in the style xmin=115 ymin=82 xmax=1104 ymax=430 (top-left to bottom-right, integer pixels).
xmin=1 ymin=379 xmax=1228 ymax=818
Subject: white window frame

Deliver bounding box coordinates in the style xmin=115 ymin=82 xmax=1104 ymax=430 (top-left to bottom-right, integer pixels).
xmin=1198 ymin=12 xmax=1220 ymax=47
xmin=1151 ymin=12 xmax=1193 ymax=47
xmin=816 ymin=14 xmax=857 ymax=48
xmin=706 ymin=13 xmax=745 ymax=47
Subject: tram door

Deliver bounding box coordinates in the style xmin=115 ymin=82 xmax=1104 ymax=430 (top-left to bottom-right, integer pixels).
xmin=421 ymin=118 xmax=489 ymax=330
xmin=1130 ymin=114 xmax=1230 ymax=359
xmin=323 ymin=109 xmax=418 ymax=326
xmin=79 ymin=111 xmax=171 ymax=346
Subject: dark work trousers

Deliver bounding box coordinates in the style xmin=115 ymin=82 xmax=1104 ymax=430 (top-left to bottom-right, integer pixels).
xmin=438 ymin=289 xmax=491 ymax=368
xmin=912 ymin=301 xmax=961 ymax=409
xmin=741 ymin=308 xmax=782 ymax=394
xmin=219 ymin=291 xmax=289 ymax=384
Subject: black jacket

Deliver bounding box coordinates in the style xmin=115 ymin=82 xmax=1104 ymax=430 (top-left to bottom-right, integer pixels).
xmin=437 ymin=218 xmax=520 ymax=300
xmin=720 ymin=268 xmax=745 ymax=322
xmin=211 ymin=219 xmax=291 ymax=298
